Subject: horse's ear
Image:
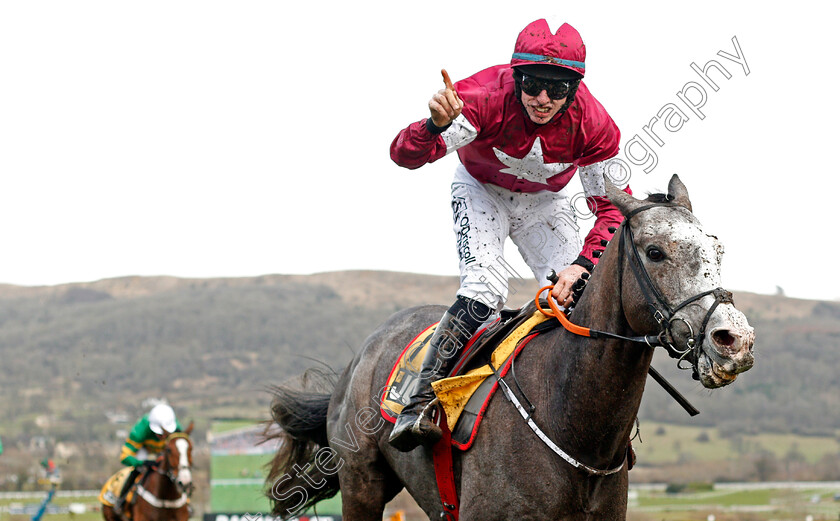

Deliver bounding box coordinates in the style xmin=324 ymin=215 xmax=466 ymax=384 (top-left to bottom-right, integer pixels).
xmin=603 ymin=175 xmax=643 ymax=217
xmin=185 ymin=421 xmax=194 ymax=435
xmin=667 ymin=174 xmax=692 ymax=212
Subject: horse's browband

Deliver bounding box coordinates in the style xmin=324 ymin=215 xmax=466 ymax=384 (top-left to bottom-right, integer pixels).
xmin=622 ymin=201 xmax=687 ymax=220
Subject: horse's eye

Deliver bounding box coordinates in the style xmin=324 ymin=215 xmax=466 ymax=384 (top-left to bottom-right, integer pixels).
xmin=646 ymin=246 xmax=666 ymax=262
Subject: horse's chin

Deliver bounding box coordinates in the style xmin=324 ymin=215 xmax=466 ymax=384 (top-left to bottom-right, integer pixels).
xmin=696 ymin=353 xmax=738 ymax=389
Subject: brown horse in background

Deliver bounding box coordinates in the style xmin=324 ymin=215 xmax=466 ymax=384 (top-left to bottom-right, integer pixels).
xmin=265 ymin=176 xmax=755 ymax=520
xmin=102 ymin=427 xmax=194 ymax=521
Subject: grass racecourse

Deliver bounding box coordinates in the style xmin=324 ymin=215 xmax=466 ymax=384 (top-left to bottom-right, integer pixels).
xmin=2 ymin=484 xmax=839 ymax=521
xmin=2 ymin=419 xmax=838 ymax=520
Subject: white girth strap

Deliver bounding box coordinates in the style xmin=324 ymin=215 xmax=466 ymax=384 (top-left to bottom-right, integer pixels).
xmin=496 ymin=375 xmax=626 ymax=476
xmin=135 ymin=485 xmax=189 ymax=509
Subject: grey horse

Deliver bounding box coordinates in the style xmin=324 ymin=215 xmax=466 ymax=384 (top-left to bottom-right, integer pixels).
xmin=265 ymin=175 xmax=755 ymax=520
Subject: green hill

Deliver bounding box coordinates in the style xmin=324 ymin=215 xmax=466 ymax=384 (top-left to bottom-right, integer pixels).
xmin=1 ymin=270 xmax=839 ymax=490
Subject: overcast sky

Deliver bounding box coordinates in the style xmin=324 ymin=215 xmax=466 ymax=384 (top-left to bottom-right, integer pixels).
xmin=1 ymin=1 xmax=837 ymax=302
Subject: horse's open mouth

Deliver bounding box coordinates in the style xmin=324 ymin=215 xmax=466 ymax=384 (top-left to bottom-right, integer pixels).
xmin=711 ymin=361 xmax=737 ymax=384
xmin=697 ymin=354 xmax=738 ymax=388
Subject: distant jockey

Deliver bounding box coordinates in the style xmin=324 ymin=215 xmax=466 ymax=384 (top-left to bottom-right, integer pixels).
xmin=113 ymin=403 xmax=182 ymax=514
xmin=41 ymin=458 xmax=56 ymax=472
xmin=388 ymin=19 xmax=630 ymax=451
xmin=40 ymin=458 xmax=61 ymax=484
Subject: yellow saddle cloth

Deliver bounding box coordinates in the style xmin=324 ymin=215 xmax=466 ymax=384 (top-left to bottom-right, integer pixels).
xmin=99 ymin=467 xmax=134 ymax=507
xmin=380 ymin=310 xmax=550 ymax=430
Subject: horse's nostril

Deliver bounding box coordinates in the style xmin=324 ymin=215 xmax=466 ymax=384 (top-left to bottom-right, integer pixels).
xmin=712 ymin=329 xmax=736 ymax=348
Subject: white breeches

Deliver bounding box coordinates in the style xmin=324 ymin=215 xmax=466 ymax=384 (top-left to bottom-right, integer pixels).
xmin=451 ymin=165 xmax=582 ymax=311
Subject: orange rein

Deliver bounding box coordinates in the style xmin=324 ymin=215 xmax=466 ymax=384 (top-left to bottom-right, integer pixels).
xmin=535 ymin=285 xmax=591 ymax=338
xmin=535 ymin=285 xmax=703 ymax=417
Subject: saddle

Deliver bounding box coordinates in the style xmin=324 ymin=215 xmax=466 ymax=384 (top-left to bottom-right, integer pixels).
xmin=452 ymin=300 xmax=559 ymax=375
xmin=100 ymin=465 xmax=161 ymax=521
xmin=99 ymin=467 xmax=137 ymax=511
xmin=380 ymin=300 xmax=559 ymax=449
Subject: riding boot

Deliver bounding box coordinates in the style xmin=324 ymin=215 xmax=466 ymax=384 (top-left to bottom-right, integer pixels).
xmin=388 ymin=296 xmax=491 ymax=452
xmin=113 ymin=467 xmax=140 ymax=516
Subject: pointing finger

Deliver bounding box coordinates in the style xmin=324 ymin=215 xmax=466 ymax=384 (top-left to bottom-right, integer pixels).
xmin=441 ymin=69 xmax=454 ymax=91
xmin=440 ymin=68 xmax=462 ymax=114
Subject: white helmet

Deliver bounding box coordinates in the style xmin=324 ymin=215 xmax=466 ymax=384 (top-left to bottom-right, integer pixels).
xmin=148 ymin=404 xmax=177 ymax=435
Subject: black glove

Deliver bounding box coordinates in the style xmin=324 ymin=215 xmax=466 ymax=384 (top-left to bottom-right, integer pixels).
xmin=571 ymin=272 xmax=589 ymax=305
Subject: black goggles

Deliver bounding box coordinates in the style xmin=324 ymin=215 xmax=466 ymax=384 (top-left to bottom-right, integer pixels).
xmin=519 ymin=73 xmax=572 ymax=100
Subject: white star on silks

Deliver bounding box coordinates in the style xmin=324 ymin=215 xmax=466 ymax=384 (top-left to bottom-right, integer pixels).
xmin=493 ymin=137 xmax=573 ymax=184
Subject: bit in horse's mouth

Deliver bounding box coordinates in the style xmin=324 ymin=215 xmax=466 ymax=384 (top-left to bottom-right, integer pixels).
xmin=711 ymin=361 xmax=737 ymax=384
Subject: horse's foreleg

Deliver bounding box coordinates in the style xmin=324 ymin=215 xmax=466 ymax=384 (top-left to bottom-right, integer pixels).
xmin=336 ymin=459 xmax=402 ymax=521
xmin=101 ymin=505 xmax=117 ymax=521
xmin=338 ymin=478 xmax=387 ymax=520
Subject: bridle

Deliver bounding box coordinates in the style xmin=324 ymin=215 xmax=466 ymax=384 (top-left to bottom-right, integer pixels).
xmin=152 ymin=433 xmax=194 ymax=496
xmin=617 ymin=202 xmax=734 ymax=374
xmin=135 ymin=433 xmax=193 ymax=510
xmin=539 ymin=201 xmax=735 ymax=377
xmin=515 ymin=200 xmax=735 ymax=475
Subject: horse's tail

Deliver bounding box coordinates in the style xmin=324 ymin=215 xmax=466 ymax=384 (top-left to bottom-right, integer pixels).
xmin=263 ymin=368 xmax=340 ymax=519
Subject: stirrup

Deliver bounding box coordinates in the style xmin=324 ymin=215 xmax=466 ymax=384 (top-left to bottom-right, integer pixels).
xmin=408 ymin=397 xmax=443 ymax=444
xmin=410 ymin=397 xmax=440 ymax=433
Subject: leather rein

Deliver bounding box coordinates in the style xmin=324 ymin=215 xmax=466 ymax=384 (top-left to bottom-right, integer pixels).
xmin=538 ymin=201 xmax=734 ymax=375
xmin=498 ymin=201 xmax=736 ymax=477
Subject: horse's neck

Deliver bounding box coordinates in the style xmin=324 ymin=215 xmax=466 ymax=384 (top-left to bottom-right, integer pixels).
xmin=568 ymin=242 xmax=636 ymax=344
xmin=145 ymin=467 xmax=179 ymax=500
xmin=546 ymin=246 xmax=653 ymax=465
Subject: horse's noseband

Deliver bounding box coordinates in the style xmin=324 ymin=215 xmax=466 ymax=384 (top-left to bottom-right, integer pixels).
xmin=619 ymin=202 xmax=735 ymax=376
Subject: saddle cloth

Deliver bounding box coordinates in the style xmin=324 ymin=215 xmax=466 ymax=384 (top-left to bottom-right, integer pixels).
xmin=380 ymin=308 xmax=553 ymax=450
xmin=99 ymin=466 xmax=134 ymax=508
